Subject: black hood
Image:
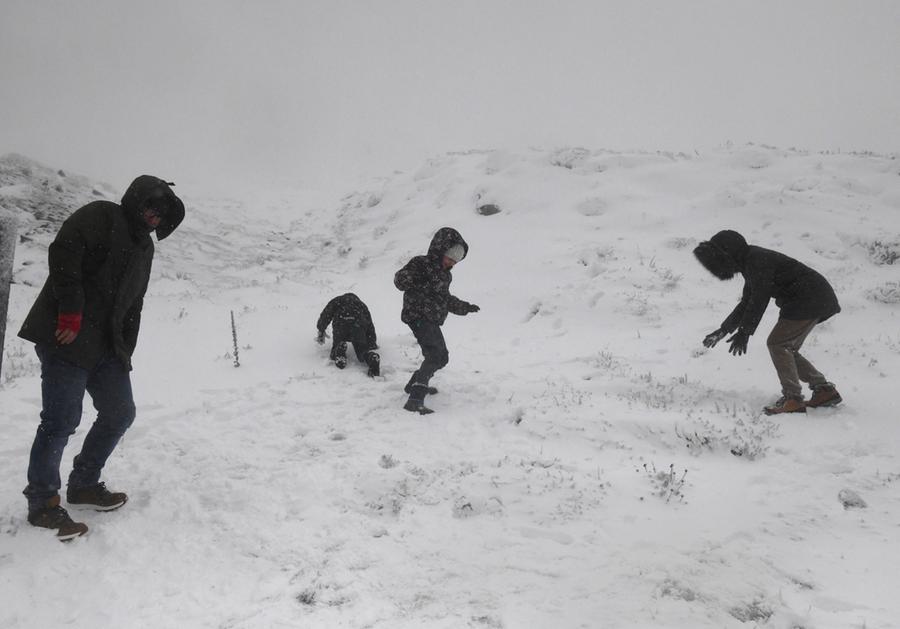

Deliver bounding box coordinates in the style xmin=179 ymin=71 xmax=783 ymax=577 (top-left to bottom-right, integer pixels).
xmin=427 ymin=227 xmax=468 ymax=261
xmin=693 ymin=229 xmax=748 ymax=280
xmin=120 ymin=175 xmax=185 ymax=241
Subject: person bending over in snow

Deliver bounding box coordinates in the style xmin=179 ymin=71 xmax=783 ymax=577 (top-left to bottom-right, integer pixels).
xmin=394 ymin=227 xmax=479 ymax=414
xmin=693 ymin=229 xmax=842 ymax=415
xmin=316 ymin=292 xmax=380 ymax=377
xmin=18 ymin=175 xmax=185 ymax=540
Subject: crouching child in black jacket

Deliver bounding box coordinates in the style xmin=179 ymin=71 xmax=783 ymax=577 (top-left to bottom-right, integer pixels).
xmin=316 ymin=293 xmax=380 ymax=377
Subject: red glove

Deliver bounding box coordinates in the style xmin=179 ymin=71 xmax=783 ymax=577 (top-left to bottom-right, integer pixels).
xmin=55 ymin=312 xmax=82 ymax=344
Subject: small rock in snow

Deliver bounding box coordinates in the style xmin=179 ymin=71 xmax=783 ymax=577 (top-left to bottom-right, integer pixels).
xmin=838 ymin=488 xmax=867 ymax=509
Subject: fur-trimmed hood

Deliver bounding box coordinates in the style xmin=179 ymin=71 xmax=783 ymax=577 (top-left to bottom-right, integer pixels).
xmin=693 ymin=229 xmax=748 ymax=280
xmin=694 ymin=229 xmax=841 ymax=334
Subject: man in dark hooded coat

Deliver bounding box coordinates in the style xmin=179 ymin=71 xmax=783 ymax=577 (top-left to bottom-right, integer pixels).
xmin=18 ymin=175 xmax=184 ymax=540
xmin=693 ymin=229 xmax=841 ymax=415
xmin=316 ymin=292 xmax=380 ymax=377
xmin=394 ymin=227 xmax=479 ymax=414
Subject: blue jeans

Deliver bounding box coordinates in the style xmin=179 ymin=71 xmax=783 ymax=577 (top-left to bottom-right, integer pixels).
xmin=24 ymin=345 xmax=136 ymax=512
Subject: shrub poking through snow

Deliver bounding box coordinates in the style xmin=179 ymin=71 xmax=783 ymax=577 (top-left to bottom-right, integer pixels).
xmin=862 ymin=238 xmax=900 ymax=265
xmin=676 ymin=415 xmax=778 ymax=461
xmin=729 ymin=598 xmax=773 ymax=623
xmin=658 ymin=578 xmax=702 ymax=602
xmin=866 ymin=281 xmax=900 ymax=304
xmin=639 ymin=461 xmax=688 ymax=503
xmin=296 ymin=589 xmax=316 ymax=606
xmin=1 ymin=341 xmax=36 ymax=384
xmin=549 ymin=147 xmax=590 ymax=170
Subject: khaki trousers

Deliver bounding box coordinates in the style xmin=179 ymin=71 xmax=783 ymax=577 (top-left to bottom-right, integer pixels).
xmin=766 ymin=318 xmax=828 ymax=398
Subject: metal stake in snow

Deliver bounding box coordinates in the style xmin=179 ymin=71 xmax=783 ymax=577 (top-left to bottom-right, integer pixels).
xmin=0 ymin=209 xmax=17 ymax=382
xmin=230 ymin=310 xmax=240 ymax=368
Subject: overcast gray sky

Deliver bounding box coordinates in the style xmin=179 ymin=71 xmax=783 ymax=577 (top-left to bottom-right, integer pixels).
xmin=1 ymin=1 xmax=898 ymax=191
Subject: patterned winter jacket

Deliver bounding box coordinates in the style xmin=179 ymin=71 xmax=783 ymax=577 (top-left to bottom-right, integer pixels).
xmin=316 ymin=293 xmax=377 ymax=347
xmin=18 ymin=175 xmax=184 ymax=371
xmin=694 ymin=230 xmax=840 ymax=336
xmin=394 ymin=227 xmax=474 ymax=325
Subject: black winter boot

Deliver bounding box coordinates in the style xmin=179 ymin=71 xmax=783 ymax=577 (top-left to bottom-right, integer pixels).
xmin=366 ymin=351 xmax=380 ymax=377
xmin=404 ymin=375 xmax=437 ymax=395
xmin=331 ymin=342 xmax=347 ymax=369
xmin=403 ymin=383 xmax=434 ymax=415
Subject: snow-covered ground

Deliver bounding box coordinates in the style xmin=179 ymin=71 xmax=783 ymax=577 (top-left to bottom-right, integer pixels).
xmin=1 ymin=145 xmax=898 ymax=628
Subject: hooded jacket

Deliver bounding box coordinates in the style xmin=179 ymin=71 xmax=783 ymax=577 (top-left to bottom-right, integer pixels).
xmin=316 ymin=293 xmax=377 ymax=348
xmin=18 ymin=175 xmax=185 ymax=370
xmin=394 ymin=227 xmax=473 ymax=325
xmin=693 ymin=230 xmax=840 ymax=335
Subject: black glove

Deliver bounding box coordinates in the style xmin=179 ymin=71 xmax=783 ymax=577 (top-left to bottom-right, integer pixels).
xmin=466 ymin=303 xmax=480 ymax=313
xmin=316 ymin=330 xmax=327 ymax=345
xmin=727 ymin=330 xmax=749 ymax=356
xmin=702 ymin=328 xmax=727 ymax=348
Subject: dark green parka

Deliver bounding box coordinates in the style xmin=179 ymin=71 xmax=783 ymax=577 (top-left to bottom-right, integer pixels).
xmin=18 ymin=175 xmax=184 ymax=370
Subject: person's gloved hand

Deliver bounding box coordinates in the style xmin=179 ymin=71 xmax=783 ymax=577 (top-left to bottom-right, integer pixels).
xmin=702 ymin=328 xmax=727 ymax=348
xmin=316 ymin=330 xmax=327 ymax=345
xmin=466 ymin=303 xmax=480 ymax=314
xmin=55 ymin=312 xmax=82 ymax=345
xmin=727 ymin=330 xmax=750 ymax=356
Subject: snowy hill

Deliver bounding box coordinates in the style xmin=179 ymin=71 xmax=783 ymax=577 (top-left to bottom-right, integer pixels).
xmin=0 ymin=154 xmax=121 ymax=290
xmin=1 ymin=146 xmax=899 ymax=629
xmin=0 ymin=153 xmax=118 ymax=235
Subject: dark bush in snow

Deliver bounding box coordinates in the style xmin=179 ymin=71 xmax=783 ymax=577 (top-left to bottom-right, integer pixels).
xmin=862 ymin=238 xmax=899 ymax=265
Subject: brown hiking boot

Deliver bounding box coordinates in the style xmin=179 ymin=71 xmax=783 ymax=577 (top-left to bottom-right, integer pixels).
xmin=764 ymin=396 xmax=806 ymax=415
xmin=807 ymin=384 xmax=842 ymax=408
xmin=28 ymin=496 xmax=88 ymax=541
xmin=67 ymin=482 xmax=128 ymax=511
